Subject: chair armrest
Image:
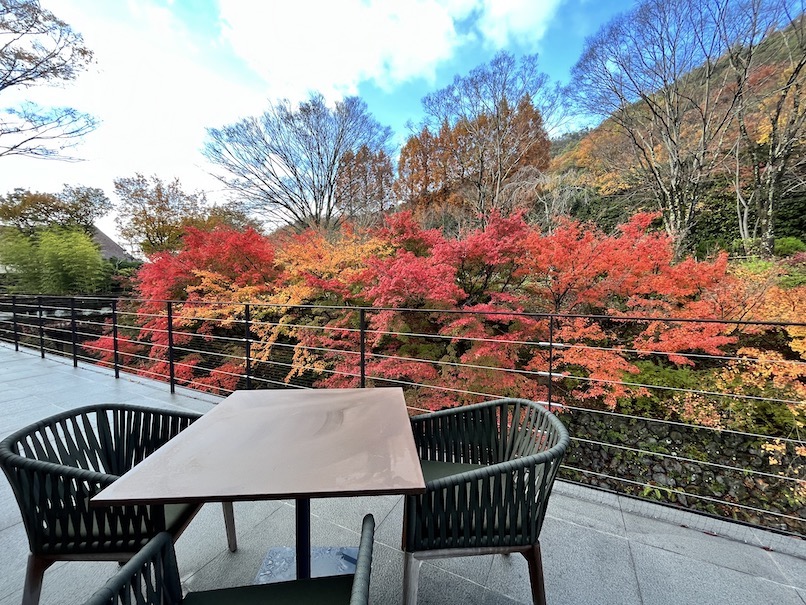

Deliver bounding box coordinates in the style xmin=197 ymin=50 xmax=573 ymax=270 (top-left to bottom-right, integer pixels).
xmin=1 ymin=453 xmax=119 ymax=486
xmin=421 ymin=452 xmax=554 ymax=491
xmin=82 ymin=532 xmax=182 ymax=605
xmin=350 ymin=514 xmax=376 ymax=605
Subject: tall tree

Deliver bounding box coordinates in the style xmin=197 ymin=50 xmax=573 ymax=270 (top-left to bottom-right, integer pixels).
xmin=0 ymin=185 xmax=110 ymax=233
xmin=400 ymin=52 xmax=553 ymax=225
xmin=0 ymin=0 xmax=96 ymax=159
xmin=335 ymin=145 xmax=395 ymax=227
xmin=204 ymin=93 xmax=391 ymax=231
xmin=113 ymin=174 xmax=205 ymax=254
xmin=722 ymin=0 xmax=806 ymax=255
xmin=572 ymin=0 xmax=740 ymax=257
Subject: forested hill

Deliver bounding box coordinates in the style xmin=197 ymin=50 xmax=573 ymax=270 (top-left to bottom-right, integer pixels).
xmin=551 ymin=3 xmax=806 ymax=259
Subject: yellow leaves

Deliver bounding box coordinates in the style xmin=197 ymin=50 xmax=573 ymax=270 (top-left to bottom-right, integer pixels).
xmin=670 ymin=393 xmax=724 ymax=429
xmin=721 ymin=262 xmax=806 ymax=361
xmin=732 ymin=348 xmax=806 ymax=397
xmin=273 ymin=229 xmax=391 ymax=306
xmin=761 ymin=440 xmax=787 ymax=466
xmin=559 ymin=124 xmax=635 ymax=196
xmin=754 ymin=119 xmax=773 ymax=145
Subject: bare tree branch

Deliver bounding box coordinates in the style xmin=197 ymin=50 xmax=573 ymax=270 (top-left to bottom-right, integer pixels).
xmin=204 ymin=93 xmax=391 ymax=231
xmin=0 ymin=0 xmax=96 ymax=160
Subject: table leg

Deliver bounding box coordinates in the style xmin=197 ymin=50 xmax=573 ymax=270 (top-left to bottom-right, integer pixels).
xmin=223 ymin=501 xmax=237 ymax=552
xmin=296 ymin=497 xmax=311 ymax=580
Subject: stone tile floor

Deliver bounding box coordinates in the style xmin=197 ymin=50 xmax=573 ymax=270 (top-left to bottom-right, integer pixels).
xmin=1 ymin=343 xmax=804 ymax=604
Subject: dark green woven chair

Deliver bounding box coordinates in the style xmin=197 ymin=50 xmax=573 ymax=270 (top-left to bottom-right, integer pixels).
xmin=0 ymin=403 xmax=235 ymax=605
xmin=83 ymin=514 xmax=376 ymax=605
xmin=403 ymin=398 xmax=570 ymax=605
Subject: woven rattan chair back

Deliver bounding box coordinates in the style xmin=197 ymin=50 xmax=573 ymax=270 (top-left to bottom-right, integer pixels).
xmin=83 ymin=514 xmax=377 ymax=605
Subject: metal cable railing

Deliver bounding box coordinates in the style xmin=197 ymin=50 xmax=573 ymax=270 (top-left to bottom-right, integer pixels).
xmin=0 ymin=294 xmax=803 ymax=539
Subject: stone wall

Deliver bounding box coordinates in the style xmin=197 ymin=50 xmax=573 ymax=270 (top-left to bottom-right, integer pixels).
xmin=559 ymin=408 xmax=805 ymax=536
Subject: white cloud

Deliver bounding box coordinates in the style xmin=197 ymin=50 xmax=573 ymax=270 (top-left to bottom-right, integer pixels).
xmin=217 ymin=0 xmax=562 ymax=100
xmin=217 ymin=0 xmax=478 ymax=100
xmin=476 ymin=0 xmax=564 ymax=47
xmin=1 ymin=0 xmax=265 ymax=203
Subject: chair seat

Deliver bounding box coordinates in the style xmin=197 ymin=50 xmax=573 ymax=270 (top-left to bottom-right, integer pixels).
xmin=182 ymin=572 xmax=354 ymax=605
xmin=420 ymin=459 xmax=487 ymax=483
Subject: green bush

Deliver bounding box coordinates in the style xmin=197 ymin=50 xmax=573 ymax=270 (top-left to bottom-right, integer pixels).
xmin=774 ymin=236 xmax=806 ymax=257
xmin=0 ymin=227 xmax=109 ymax=294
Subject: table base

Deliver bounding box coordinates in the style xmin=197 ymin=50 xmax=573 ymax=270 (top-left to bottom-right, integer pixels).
xmin=254 ymin=546 xmax=359 ymax=584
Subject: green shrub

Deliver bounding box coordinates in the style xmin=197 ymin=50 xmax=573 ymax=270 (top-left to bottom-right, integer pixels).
xmin=0 ymin=227 xmax=109 ymax=294
xmin=774 ymin=236 xmax=806 ymax=257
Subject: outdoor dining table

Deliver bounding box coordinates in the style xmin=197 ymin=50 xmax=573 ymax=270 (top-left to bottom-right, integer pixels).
xmin=92 ymin=387 xmax=426 ymax=580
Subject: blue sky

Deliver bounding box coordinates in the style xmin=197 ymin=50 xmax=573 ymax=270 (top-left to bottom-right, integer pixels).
xmin=0 ymin=0 xmax=630 ymax=224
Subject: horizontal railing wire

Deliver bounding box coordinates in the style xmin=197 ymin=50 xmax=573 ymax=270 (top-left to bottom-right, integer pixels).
xmin=0 ymin=294 xmax=803 ymax=539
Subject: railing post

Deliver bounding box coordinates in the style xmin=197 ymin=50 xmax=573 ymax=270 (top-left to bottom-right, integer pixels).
xmin=70 ymin=297 xmax=78 ymax=367
xmin=111 ymin=299 xmax=120 ymax=379
xmin=547 ymin=314 xmax=554 ymax=410
xmin=244 ymin=303 xmax=252 ymax=390
xmin=359 ymin=308 xmax=366 ymax=388
xmin=37 ymin=296 xmax=44 ymax=358
xmin=11 ymin=295 xmax=19 ymax=351
xmin=167 ymin=301 xmax=175 ymax=394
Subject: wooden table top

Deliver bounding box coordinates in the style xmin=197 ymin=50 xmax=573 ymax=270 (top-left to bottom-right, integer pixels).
xmin=92 ymin=387 xmax=425 ymax=505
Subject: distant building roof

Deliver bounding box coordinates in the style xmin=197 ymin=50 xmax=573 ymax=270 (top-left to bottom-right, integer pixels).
xmin=92 ymin=227 xmax=136 ymax=261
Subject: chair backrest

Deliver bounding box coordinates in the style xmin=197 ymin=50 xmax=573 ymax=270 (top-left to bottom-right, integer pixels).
xmin=1 ymin=404 xmax=200 ymax=476
xmin=82 ymin=514 xmax=377 ymax=605
xmin=411 ymin=398 xmax=568 ymax=465
xmin=81 ymin=532 xmax=183 ymax=605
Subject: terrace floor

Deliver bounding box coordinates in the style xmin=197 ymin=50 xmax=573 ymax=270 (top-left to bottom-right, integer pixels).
xmin=1 ymin=343 xmax=804 ymax=605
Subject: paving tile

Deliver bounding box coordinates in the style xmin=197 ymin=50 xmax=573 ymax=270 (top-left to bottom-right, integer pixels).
xmin=761 ymin=532 xmax=806 ymax=560
xmin=768 ymin=551 xmax=806 ymax=590
xmin=373 ymin=494 xmax=405 ymax=550
xmin=0 ymin=395 xmax=63 ymax=433
xmin=545 ymin=492 xmax=628 ymax=536
xmin=367 ymin=542 xmax=405 ymax=605
xmin=1 ymin=342 xmax=804 ymax=605
xmin=29 ymin=560 xmax=120 ymax=605
xmin=0 ymin=385 xmax=32 ymax=403
xmin=417 ymin=558 xmax=508 ymax=605
xmin=174 ymin=500 xmax=282 ymax=577
xmin=622 ymin=510 xmax=789 ymax=583
xmin=0 ymin=523 xmax=31 ymax=603
xmin=311 ymin=494 xmax=401 ymax=536
xmin=631 ymin=541 xmax=804 ymax=605
xmin=487 ymin=517 xmax=642 ymax=605
xmin=0 ymin=486 xmax=23 ymax=532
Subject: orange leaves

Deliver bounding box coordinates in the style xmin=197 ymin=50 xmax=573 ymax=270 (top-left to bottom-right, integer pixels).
xmin=273 ymin=227 xmax=390 ymax=306
xmin=397 ymin=94 xmax=550 ymax=218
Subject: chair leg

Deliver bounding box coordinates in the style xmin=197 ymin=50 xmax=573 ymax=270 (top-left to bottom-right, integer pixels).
xmin=21 ymin=555 xmax=52 ymax=605
xmin=402 ymin=552 xmax=422 ymax=605
xmin=223 ymin=501 xmax=237 ymax=552
xmin=522 ymin=542 xmax=547 ymax=605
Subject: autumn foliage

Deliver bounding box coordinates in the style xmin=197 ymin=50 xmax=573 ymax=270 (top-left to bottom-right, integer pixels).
xmin=85 ymin=210 xmax=805 ymax=435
